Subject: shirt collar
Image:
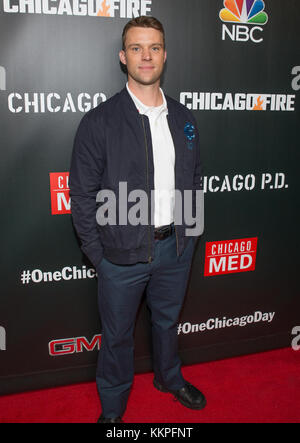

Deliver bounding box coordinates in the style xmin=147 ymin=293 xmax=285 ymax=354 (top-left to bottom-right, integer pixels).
xmin=126 ymin=82 xmax=168 ymax=118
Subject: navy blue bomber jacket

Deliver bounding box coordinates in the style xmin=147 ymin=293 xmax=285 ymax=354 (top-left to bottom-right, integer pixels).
xmin=69 ymin=87 xmax=204 ymax=268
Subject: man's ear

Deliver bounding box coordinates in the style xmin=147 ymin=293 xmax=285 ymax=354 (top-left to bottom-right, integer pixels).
xmin=119 ymin=50 xmax=127 ymax=66
xmin=164 ymin=50 xmax=167 ymax=64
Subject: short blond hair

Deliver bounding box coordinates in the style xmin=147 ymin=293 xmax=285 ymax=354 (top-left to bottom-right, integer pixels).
xmin=122 ymin=16 xmax=166 ymax=50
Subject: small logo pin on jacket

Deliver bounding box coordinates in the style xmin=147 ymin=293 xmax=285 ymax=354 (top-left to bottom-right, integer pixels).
xmin=184 ymin=123 xmax=196 ymax=150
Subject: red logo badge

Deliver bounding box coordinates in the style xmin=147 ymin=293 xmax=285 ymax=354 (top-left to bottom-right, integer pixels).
xmin=49 ymin=172 xmax=71 ymax=215
xmin=204 ymin=237 xmax=258 ymax=277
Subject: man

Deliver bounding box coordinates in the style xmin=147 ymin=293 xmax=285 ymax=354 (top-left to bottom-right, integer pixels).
xmin=69 ymin=16 xmax=205 ymax=423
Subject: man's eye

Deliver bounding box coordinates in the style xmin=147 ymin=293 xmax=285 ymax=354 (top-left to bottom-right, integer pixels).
xmin=152 ymin=47 xmax=160 ymax=52
xmin=132 ymin=47 xmax=140 ymax=52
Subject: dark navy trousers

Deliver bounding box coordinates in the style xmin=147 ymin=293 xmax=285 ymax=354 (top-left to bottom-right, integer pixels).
xmin=96 ymin=231 xmax=195 ymax=418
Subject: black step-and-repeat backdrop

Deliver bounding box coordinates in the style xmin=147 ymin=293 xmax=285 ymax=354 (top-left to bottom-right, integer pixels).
xmin=1 ymin=0 xmax=299 ymax=395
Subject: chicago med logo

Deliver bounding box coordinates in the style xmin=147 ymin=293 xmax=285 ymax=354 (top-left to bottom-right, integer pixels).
xmin=49 ymin=172 xmax=71 ymax=215
xmin=219 ymin=0 xmax=268 ymax=43
xmin=1 ymin=0 xmax=152 ymax=17
xmin=204 ymin=237 xmax=258 ymax=277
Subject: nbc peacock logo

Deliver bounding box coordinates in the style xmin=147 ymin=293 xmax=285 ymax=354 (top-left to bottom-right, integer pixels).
xmin=219 ymin=0 xmax=269 ymax=43
xmin=220 ymin=0 xmax=268 ymax=25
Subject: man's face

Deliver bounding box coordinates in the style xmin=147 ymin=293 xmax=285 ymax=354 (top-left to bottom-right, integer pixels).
xmin=119 ymin=27 xmax=167 ymax=87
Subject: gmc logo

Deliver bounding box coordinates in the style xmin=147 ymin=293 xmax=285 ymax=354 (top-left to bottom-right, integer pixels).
xmin=49 ymin=334 xmax=101 ymax=356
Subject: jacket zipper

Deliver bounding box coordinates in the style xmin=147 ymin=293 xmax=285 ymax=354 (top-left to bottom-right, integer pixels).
xmin=141 ymin=115 xmax=152 ymax=263
xmin=174 ymin=225 xmax=179 ymax=257
xmin=167 ymin=116 xmax=179 ymax=257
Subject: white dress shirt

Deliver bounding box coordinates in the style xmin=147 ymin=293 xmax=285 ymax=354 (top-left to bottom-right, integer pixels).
xmin=126 ymin=83 xmax=175 ymax=228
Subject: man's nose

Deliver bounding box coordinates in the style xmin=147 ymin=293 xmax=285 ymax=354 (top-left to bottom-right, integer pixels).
xmin=142 ymin=48 xmax=152 ymax=60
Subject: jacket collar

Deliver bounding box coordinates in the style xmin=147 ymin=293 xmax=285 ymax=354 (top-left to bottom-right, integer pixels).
xmin=126 ymin=83 xmax=168 ymax=116
xmin=120 ymin=86 xmax=175 ymax=119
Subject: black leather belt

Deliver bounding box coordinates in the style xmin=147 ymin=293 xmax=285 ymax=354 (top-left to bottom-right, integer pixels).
xmin=154 ymin=223 xmax=175 ymax=241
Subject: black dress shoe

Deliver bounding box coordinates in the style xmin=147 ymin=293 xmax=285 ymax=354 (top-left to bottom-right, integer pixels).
xmin=97 ymin=415 xmax=124 ymax=423
xmin=153 ymin=378 xmax=207 ymax=410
